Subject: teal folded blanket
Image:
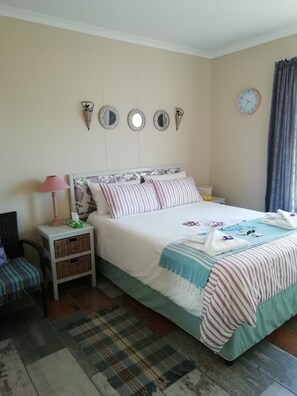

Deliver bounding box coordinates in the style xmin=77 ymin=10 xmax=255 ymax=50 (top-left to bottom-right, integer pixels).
xmin=159 ymin=218 xmax=297 ymax=289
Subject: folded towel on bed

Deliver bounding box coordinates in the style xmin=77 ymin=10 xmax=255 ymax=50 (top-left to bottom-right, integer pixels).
xmin=260 ymin=209 xmax=297 ymax=229
xmin=183 ymin=229 xmax=250 ymax=257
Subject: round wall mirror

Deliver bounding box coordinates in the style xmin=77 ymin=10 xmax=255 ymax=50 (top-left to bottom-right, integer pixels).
xmin=127 ymin=109 xmax=146 ymax=131
xmin=153 ymin=110 xmax=170 ymax=131
xmin=98 ymin=105 xmax=119 ymax=130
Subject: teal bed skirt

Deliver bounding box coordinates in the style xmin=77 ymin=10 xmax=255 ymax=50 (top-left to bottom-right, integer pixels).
xmin=97 ymin=257 xmax=297 ymax=361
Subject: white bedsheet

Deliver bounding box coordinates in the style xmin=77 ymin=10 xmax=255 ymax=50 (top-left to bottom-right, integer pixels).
xmin=87 ymin=201 xmax=262 ymax=317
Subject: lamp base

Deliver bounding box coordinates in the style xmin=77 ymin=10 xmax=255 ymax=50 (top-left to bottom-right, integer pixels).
xmin=50 ymin=218 xmax=65 ymax=227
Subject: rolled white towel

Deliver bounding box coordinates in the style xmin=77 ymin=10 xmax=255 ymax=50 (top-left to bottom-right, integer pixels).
xmin=185 ymin=234 xmax=207 ymax=244
xmin=265 ymin=212 xmax=279 ymax=219
xmin=277 ymin=209 xmax=297 ymax=228
xmin=183 ymin=229 xmax=250 ymax=257
xmin=261 ymin=209 xmax=297 ymax=229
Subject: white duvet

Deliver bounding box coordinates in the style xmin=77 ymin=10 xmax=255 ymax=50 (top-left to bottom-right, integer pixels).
xmin=87 ymin=201 xmax=262 ymax=317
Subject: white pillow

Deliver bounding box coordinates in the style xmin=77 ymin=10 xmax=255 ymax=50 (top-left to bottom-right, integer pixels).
xmin=142 ymin=170 xmax=186 ymax=182
xmin=151 ymin=176 xmax=202 ymax=209
xmin=87 ymin=179 xmax=140 ymax=216
xmin=100 ymin=182 xmax=160 ymax=219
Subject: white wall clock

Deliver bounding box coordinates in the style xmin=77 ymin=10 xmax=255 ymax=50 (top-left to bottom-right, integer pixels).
xmin=237 ymin=88 xmax=261 ymax=114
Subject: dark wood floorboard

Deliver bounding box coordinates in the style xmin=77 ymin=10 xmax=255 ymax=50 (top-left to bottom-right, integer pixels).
xmin=266 ymin=316 xmax=297 ymax=358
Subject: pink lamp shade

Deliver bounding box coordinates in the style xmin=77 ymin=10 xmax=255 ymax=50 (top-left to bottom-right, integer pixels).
xmin=39 ymin=175 xmax=70 ymax=227
xmin=39 ymin=175 xmax=70 ymax=193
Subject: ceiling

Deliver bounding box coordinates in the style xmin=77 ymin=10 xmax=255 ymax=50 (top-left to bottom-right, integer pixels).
xmin=1 ymin=0 xmax=297 ymax=58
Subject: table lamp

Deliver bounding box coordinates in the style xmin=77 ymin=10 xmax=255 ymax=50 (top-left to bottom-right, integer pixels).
xmin=39 ymin=175 xmax=70 ymax=227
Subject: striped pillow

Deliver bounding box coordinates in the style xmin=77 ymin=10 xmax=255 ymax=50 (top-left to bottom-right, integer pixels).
xmin=151 ymin=177 xmax=202 ymax=209
xmin=87 ymin=179 xmax=140 ymax=216
xmin=100 ymin=182 xmax=160 ymax=218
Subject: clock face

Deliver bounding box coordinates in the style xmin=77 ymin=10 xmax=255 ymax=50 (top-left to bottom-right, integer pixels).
xmin=237 ymin=88 xmax=261 ymax=114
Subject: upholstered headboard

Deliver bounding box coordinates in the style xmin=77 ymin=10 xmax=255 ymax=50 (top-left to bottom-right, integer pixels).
xmin=68 ymin=165 xmax=182 ymax=219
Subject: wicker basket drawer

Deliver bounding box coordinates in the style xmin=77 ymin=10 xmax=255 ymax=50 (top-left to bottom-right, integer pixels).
xmin=54 ymin=233 xmax=90 ymax=258
xmin=56 ymin=254 xmax=91 ymax=279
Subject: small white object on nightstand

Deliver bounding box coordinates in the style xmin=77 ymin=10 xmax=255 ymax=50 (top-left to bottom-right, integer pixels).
xmin=212 ymin=197 xmax=226 ymax=205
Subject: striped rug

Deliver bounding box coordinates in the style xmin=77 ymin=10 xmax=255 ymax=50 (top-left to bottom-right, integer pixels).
xmin=66 ymin=306 xmax=195 ymax=396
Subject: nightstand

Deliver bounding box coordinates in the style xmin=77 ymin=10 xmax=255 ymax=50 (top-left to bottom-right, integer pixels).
xmin=212 ymin=197 xmax=226 ymax=205
xmin=37 ymin=223 xmax=96 ymax=300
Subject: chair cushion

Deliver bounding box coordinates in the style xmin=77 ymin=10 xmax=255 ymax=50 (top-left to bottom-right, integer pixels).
xmin=0 ymin=257 xmax=44 ymax=305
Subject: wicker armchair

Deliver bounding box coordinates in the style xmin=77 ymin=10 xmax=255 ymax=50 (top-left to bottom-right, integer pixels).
xmin=0 ymin=211 xmax=47 ymax=317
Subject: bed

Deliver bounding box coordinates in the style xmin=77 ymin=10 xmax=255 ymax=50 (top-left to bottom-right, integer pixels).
xmin=68 ymin=165 xmax=297 ymax=362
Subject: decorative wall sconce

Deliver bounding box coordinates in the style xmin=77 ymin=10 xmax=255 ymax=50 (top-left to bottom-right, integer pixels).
xmin=175 ymin=107 xmax=184 ymax=131
xmin=81 ymin=101 xmax=94 ymax=130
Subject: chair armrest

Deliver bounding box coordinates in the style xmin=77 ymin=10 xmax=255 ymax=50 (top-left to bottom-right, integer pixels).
xmin=20 ymin=239 xmax=47 ymax=282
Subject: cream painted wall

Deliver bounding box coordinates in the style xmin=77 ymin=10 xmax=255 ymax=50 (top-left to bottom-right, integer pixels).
xmin=3 ymin=15 xmax=297 ymax=239
xmin=0 ymin=16 xmax=211 ymax=238
xmin=211 ymin=34 xmax=297 ymax=211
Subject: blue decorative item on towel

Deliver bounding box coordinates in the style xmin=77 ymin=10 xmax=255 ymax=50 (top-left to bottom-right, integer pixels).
xmin=159 ymin=218 xmax=297 ymax=289
xmin=0 ymin=238 xmax=9 ymax=267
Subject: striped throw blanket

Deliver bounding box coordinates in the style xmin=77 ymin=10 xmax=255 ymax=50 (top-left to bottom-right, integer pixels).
xmin=159 ymin=219 xmax=296 ymax=289
xmin=0 ymin=257 xmax=43 ymax=305
xmin=200 ymin=233 xmax=297 ymax=353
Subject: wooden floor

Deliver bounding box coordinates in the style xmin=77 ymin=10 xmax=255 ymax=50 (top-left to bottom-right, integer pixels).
xmin=266 ymin=315 xmax=297 ymax=358
xmin=1 ymin=274 xmax=297 ymax=395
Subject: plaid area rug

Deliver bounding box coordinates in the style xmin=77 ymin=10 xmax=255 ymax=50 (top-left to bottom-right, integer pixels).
xmin=65 ymin=306 xmax=195 ymax=395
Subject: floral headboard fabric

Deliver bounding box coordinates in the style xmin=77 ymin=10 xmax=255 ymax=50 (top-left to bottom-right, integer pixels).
xmin=68 ymin=165 xmax=182 ymax=219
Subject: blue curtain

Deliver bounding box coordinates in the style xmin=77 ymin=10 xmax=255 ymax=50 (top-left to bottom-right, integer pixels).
xmin=265 ymin=57 xmax=297 ymax=212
